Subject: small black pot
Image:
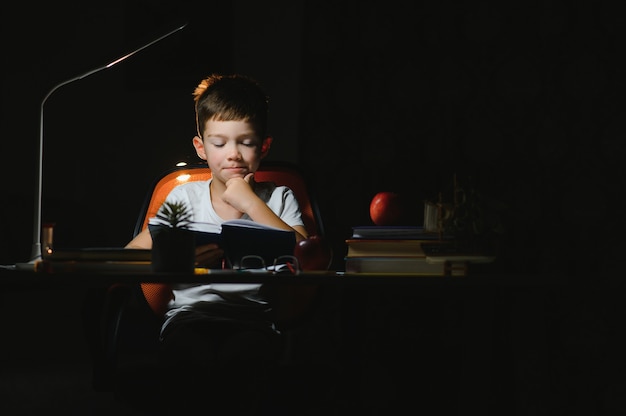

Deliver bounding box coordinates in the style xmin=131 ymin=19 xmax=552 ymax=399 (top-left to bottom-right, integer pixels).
xmin=149 ymin=225 xmax=195 ymax=273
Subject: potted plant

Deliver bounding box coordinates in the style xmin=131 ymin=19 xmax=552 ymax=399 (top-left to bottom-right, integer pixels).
xmin=426 ymin=174 xmax=507 ymax=255
xmin=149 ymin=200 xmax=196 ymax=273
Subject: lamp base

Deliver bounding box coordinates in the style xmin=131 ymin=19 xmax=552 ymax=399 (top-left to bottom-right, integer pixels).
xmin=15 ymin=258 xmax=40 ymax=271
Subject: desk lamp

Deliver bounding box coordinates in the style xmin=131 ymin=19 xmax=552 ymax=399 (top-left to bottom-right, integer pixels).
xmin=19 ymin=21 xmax=187 ymax=269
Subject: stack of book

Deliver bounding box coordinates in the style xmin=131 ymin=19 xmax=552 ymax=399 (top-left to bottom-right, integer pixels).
xmin=344 ymin=225 xmax=493 ymax=276
xmin=34 ymin=247 xmax=152 ymax=273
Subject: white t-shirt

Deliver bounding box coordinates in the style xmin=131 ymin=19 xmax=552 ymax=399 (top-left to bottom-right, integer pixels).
xmin=157 ymin=178 xmax=304 ymax=335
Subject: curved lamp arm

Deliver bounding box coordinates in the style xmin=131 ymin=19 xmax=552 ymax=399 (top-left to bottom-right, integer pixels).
xmin=29 ymin=22 xmax=187 ymax=262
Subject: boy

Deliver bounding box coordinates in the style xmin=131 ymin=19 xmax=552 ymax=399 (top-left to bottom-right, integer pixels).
xmin=126 ymin=73 xmax=308 ymax=414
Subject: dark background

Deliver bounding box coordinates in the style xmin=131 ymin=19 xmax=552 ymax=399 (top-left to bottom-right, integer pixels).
xmin=1 ymin=1 xmax=625 ymax=276
xmin=2 ymin=0 xmax=626 ymax=414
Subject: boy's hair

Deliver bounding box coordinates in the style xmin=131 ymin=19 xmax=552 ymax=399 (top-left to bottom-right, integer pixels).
xmin=193 ymin=73 xmax=269 ymax=139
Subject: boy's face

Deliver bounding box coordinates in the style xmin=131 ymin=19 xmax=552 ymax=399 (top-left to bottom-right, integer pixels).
xmin=193 ymin=119 xmax=269 ymax=184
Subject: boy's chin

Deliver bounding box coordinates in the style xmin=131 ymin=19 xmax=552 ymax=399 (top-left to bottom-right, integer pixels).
xmin=221 ymin=172 xmax=251 ymax=183
xmin=222 ymin=167 xmax=249 ymax=176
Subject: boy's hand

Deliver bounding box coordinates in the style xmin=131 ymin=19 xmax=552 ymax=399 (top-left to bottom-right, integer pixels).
xmin=195 ymin=243 xmax=224 ymax=268
xmin=222 ymin=173 xmax=258 ymax=214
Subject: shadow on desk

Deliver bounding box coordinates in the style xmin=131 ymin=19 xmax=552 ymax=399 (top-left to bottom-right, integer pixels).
xmin=0 ymin=285 xmax=141 ymax=414
xmin=2 ymin=267 xmax=625 ymax=414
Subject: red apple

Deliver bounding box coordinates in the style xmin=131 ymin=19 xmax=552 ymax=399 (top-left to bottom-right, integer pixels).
xmin=370 ymin=191 xmax=405 ymax=225
xmin=293 ymin=235 xmax=333 ymax=271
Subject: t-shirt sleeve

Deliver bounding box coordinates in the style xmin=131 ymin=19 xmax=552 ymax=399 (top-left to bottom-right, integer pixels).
xmin=269 ymin=186 xmax=305 ymax=228
xmin=161 ymin=186 xmax=191 ymax=211
xmin=151 ymin=185 xmax=197 ymax=225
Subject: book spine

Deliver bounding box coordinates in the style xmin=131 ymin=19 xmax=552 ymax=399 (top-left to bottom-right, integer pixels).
xmin=344 ymin=239 xmax=449 ymax=258
xmin=344 ymin=257 xmax=467 ymax=276
xmin=34 ymin=260 xmax=152 ymax=273
xmin=345 ymin=248 xmax=426 ymax=257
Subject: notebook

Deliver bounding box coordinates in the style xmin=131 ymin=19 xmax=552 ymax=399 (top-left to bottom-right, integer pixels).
xmin=41 ymin=247 xmax=151 ymax=262
xmin=148 ymin=219 xmax=297 ymax=269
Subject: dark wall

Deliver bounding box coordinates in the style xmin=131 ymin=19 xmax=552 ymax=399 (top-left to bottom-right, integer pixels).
xmin=297 ymin=1 xmax=626 ymax=277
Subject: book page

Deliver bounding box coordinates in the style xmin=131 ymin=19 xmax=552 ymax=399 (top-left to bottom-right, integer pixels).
xmin=221 ymin=219 xmax=292 ymax=232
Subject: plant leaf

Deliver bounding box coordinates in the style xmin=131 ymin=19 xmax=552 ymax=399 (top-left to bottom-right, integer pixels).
xmin=155 ymin=200 xmax=192 ymax=229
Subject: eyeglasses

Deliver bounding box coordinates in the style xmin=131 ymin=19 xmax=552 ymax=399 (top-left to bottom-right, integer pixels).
xmin=235 ymin=255 xmax=300 ymax=275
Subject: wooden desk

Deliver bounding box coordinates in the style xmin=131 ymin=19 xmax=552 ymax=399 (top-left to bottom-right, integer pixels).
xmin=0 ymin=265 xmax=571 ymax=414
xmin=0 ymin=265 xmax=560 ymax=288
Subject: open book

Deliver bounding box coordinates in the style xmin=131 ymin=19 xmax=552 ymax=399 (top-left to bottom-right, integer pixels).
xmin=350 ymin=225 xmax=453 ymax=240
xmin=148 ymin=218 xmax=297 ymax=269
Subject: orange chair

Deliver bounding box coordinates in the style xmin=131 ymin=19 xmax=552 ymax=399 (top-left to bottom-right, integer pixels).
xmin=135 ymin=161 xmax=325 ymax=319
xmin=134 ymin=161 xmax=323 ymax=238
xmin=92 ymin=161 xmax=326 ymax=394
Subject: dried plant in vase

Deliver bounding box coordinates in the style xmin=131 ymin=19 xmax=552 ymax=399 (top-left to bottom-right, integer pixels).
xmin=426 ymin=174 xmax=507 ymax=255
xmin=149 ymin=201 xmax=196 ymax=273
xmin=154 ymin=200 xmax=193 ymax=229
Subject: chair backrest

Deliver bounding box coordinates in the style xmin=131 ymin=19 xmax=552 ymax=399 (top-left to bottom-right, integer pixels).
xmin=136 ymin=161 xmax=324 ymax=317
xmin=134 ymin=161 xmax=324 ymax=239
